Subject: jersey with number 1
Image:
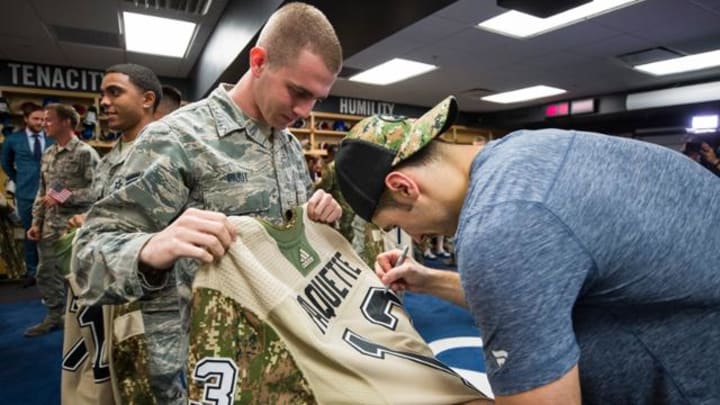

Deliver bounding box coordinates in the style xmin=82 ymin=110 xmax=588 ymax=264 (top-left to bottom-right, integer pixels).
xmin=188 ymin=205 xmax=486 ymax=405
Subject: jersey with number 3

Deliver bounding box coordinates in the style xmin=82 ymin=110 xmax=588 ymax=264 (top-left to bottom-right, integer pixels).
xmin=187 ymin=205 xmax=486 ymax=405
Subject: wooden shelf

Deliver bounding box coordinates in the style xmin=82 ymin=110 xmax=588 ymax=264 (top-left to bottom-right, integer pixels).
xmin=286 ymin=111 xmax=363 ymax=151
xmin=0 ymin=86 xmax=98 ymax=99
xmin=314 ymin=129 xmax=347 ymax=136
xmin=290 ymin=109 xmax=495 ymax=150
xmin=86 ymin=140 xmax=115 ymax=149
xmin=311 ymin=111 xmax=362 ymax=121
xmin=303 ymin=149 xmax=328 ymax=156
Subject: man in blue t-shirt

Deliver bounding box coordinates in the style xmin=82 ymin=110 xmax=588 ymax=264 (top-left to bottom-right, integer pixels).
xmin=334 ymin=96 xmax=720 ymax=405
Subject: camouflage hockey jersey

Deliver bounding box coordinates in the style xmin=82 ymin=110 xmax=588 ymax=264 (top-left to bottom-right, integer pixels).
xmin=188 ymin=205 xmax=487 ymax=404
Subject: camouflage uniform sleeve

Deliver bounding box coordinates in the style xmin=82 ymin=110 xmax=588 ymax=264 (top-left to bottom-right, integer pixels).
xmin=314 ymin=162 xmax=334 ymax=192
xmin=72 ymin=124 xmax=193 ymax=305
xmin=31 ymin=156 xmax=47 ymax=228
xmin=314 ymin=162 xmax=355 ymax=243
xmin=66 ymin=146 xmax=100 ymax=207
xmin=288 ymin=133 xmax=313 ymax=197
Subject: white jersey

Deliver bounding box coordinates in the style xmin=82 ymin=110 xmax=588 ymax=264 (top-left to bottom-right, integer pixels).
xmin=62 ymin=274 xmax=117 ymax=405
xmin=189 ymin=205 xmax=487 ymax=404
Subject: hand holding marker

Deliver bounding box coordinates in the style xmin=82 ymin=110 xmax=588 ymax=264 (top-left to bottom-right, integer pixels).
xmin=385 ymin=245 xmax=409 ymax=294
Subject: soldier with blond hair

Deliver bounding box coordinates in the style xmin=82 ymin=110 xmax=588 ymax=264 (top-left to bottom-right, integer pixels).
xmin=26 ymin=103 xmax=98 ymax=337
xmin=73 ymin=3 xmax=343 ymax=403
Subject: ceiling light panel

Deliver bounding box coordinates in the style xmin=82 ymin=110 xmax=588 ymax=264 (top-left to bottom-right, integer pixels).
xmin=477 ymin=0 xmax=645 ymax=39
xmin=349 ymin=58 xmax=438 ymax=85
xmin=123 ymin=12 xmax=196 ymax=58
xmin=482 ymin=85 xmax=567 ymax=103
xmin=634 ymin=49 xmax=720 ymax=76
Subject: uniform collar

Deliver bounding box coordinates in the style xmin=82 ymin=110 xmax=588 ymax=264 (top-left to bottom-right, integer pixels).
xmin=58 ymin=135 xmax=80 ymax=151
xmin=207 ymin=83 xmax=291 ymax=148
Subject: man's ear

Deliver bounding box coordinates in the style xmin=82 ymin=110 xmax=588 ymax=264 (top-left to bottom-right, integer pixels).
xmin=249 ymin=47 xmax=268 ymax=77
xmin=385 ymin=170 xmax=420 ymax=204
xmin=142 ymin=91 xmax=156 ymax=111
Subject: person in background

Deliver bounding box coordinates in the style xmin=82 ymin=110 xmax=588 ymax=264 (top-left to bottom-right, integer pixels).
xmin=699 ymin=141 xmax=720 ymax=176
xmin=423 ymin=235 xmax=451 ymax=260
xmin=682 ymin=136 xmax=720 ymax=176
xmin=25 ymin=104 xmax=98 ymax=337
xmin=154 ymin=84 xmax=183 ymax=119
xmin=72 ymin=3 xmax=343 ymax=403
xmin=335 ymin=96 xmax=720 ymax=404
xmin=1 ymin=103 xmax=54 ymax=287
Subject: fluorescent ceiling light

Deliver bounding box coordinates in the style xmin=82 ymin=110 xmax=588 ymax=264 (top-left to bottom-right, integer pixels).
xmin=626 ymin=81 xmax=720 ymax=110
xmin=482 ymin=85 xmax=566 ymax=104
xmin=477 ymin=0 xmax=644 ymax=39
xmin=691 ymin=115 xmax=718 ymax=130
xmin=349 ymin=58 xmax=437 ymax=85
xmin=634 ymin=49 xmax=720 ymax=76
xmin=123 ymin=12 xmax=196 ymax=58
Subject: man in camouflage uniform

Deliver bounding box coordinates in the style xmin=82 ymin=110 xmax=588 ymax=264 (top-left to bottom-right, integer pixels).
xmin=72 ymin=3 xmax=343 ymax=403
xmin=62 ymin=64 xmax=180 ymax=404
xmin=25 ymin=103 xmax=99 ymax=337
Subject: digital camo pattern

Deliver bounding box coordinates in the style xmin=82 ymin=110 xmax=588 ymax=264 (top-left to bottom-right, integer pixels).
xmin=112 ymin=301 xmax=156 ymax=405
xmin=93 ymin=139 xmax=136 ymax=199
xmin=32 ymin=135 xmax=99 ymax=239
xmin=345 ymin=96 xmax=456 ymax=166
xmin=34 ymin=136 xmax=97 ymax=317
xmin=72 ymin=83 xmax=314 ymax=403
xmin=97 ymin=136 xmax=186 ymax=404
xmin=188 ymin=288 xmax=314 ymax=404
xmin=37 ymin=238 xmax=66 ymax=314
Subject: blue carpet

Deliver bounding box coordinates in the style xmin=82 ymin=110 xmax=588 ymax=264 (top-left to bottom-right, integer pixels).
xmin=0 ymin=300 xmax=62 ymax=404
xmin=403 ymin=258 xmax=491 ymax=396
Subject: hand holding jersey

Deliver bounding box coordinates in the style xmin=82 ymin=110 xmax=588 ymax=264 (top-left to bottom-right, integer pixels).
xmin=187 ymin=204 xmax=490 ymax=404
xmin=138 ymin=208 xmax=238 ymax=269
xmin=306 ymin=188 xmax=342 ymax=223
xmin=138 ymin=189 xmax=341 ymax=270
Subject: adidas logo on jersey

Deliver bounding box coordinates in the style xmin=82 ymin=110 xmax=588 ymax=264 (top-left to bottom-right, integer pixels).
xmin=299 ymin=248 xmax=315 ymax=269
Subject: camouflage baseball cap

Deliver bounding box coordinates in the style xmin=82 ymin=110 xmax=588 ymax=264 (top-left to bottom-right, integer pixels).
xmin=335 ymin=96 xmax=458 ymax=221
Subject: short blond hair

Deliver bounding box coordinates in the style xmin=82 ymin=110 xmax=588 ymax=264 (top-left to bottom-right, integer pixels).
xmin=45 ymin=103 xmax=80 ymax=129
xmin=257 ymin=2 xmax=342 ymax=73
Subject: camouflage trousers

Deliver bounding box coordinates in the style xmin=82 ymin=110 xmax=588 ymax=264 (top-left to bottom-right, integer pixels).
xmin=37 ymin=239 xmax=66 ymax=317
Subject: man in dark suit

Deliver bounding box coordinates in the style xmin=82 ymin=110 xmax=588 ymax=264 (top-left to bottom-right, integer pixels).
xmin=1 ymin=104 xmax=54 ymax=287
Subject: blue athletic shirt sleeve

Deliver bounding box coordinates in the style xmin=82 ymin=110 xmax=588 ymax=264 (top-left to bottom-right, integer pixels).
xmin=458 ymin=200 xmax=594 ymax=395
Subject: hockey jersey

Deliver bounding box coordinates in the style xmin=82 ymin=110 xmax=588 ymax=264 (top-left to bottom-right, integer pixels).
xmin=62 ymin=232 xmax=159 ymax=405
xmin=188 ymin=205 xmax=487 ymax=405
xmin=62 ymin=273 xmax=117 ymax=405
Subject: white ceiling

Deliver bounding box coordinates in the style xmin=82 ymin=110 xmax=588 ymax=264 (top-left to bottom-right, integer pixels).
xmin=0 ymin=0 xmax=226 ymax=78
xmin=1 ymin=0 xmax=720 ymax=113
xmin=333 ymin=0 xmax=720 ymax=112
